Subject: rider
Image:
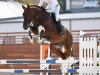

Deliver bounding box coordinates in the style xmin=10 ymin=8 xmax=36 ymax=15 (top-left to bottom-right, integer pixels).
xmin=38 ymin=0 xmax=64 ymax=35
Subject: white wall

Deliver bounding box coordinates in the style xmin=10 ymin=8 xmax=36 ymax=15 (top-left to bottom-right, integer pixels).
xmin=61 ymin=19 xmax=100 ymax=30
xmin=0 ymin=22 xmax=25 ymax=32
xmin=0 ymin=12 xmax=100 ymax=33
xmin=0 ymin=19 xmax=99 ymax=33
xmin=61 ymin=20 xmax=70 ymax=29
xmin=60 ymin=12 xmax=100 ymax=31
xmin=71 ymin=19 xmax=100 ymax=30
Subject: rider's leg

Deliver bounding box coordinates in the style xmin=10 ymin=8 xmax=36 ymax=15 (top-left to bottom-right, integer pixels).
xmin=55 ymin=5 xmax=64 ymax=35
xmin=46 ymin=5 xmax=64 ymax=35
xmin=56 ymin=20 xmax=64 ymax=35
xmin=50 ymin=13 xmax=64 ymax=35
xmin=50 ymin=13 xmax=56 ymax=22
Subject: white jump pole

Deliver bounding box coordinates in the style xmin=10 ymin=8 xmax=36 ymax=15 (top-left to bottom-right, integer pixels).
xmin=46 ymin=47 xmax=51 ymax=75
xmin=40 ymin=44 xmax=50 ymax=75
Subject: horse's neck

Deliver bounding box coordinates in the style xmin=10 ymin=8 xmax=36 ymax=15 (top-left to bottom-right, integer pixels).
xmin=31 ymin=5 xmax=47 ymax=14
xmin=30 ymin=26 xmax=38 ymax=35
xmin=30 ymin=6 xmax=55 ymax=32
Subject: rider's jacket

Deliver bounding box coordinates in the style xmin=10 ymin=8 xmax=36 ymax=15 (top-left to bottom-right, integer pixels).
xmin=38 ymin=0 xmax=59 ymax=8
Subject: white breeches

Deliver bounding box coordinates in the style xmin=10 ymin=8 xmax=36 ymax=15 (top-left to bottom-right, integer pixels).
xmin=46 ymin=4 xmax=60 ymax=21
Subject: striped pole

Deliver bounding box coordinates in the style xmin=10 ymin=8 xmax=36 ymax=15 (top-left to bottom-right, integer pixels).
xmin=0 ymin=59 xmax=78 ymax=64
xmin=0 ymin=69 xmax=79 ymax=73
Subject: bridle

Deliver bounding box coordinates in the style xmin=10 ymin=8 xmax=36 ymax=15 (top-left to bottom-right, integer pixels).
xmin=28 ymin=6 xmax=49 ymax=28
xmin=28 ymin=11 xmax=39 ymax=28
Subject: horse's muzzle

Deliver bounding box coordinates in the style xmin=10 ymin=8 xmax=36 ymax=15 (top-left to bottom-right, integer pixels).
xmin=23 ymin=22 xmax=29 ymax=30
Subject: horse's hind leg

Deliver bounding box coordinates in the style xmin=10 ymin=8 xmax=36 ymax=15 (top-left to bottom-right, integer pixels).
xmin=63 ymin=45 xmax=73 ymax=59
xmin=50 ymin=43 xmax=66 ymax=59
xmin=63 ymin=38 xmax=73 ymax=59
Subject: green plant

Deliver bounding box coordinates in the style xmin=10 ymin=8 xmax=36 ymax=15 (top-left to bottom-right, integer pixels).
xmin=16 ymin=0 xmax=38 ymax=5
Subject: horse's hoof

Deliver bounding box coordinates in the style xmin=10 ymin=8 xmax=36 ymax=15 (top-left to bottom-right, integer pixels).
xmin=67 ymin=56 xmax=75 ymax=61
xmin=30 ymin=39 xmax=34 ymax=44
xmin=58 ymin=57 xmax=62 ymax=60
xmin=38 ymin=40 xmax=43 ymax=44
xmin=40 ymin=64 xmax=50 ymax=69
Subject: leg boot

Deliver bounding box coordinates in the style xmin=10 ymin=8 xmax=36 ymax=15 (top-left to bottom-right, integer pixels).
xmin=56 ymin=21 xmax=64 ymax=35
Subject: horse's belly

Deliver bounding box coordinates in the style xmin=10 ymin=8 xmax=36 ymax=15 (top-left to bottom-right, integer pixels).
xmin=50 ymin=30 xmax=67 ymax=43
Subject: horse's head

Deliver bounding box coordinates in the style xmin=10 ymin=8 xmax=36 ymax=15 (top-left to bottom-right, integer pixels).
xmin=22 ymin=5 xmax=40 ymax=30
xmin=22 ymin=5 xmax=52 ymax=39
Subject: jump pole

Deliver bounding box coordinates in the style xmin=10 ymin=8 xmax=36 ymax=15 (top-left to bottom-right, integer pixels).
xmin=40 ymin=43 xmax=51 ymax=75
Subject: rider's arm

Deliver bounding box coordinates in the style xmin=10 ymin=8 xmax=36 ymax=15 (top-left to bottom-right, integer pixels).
xmin=38 ymin=0 xmax=44 ymax=6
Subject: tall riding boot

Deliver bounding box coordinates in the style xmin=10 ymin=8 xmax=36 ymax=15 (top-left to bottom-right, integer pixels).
xmin=56 ymin=21 xmax=64 ymax=35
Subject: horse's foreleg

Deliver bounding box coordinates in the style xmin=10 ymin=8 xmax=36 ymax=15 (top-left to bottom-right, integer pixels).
xmin=28 ymin=31 xmax=33 ymax=43
xmin=50 ymin=43 xmax=66 ymax=59
xmin=28 ymin=31 xmax=32 ymax=39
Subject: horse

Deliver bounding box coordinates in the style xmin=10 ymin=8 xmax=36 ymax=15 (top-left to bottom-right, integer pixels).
xmin=22 ymin=5 xmax=73 ymax=59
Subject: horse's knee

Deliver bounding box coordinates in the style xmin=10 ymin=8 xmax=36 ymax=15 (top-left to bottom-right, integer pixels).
xmin=50 ymin=44 xmax=61 ymax=49
xmin=50 ymin=43 xmax=66 ymax=59
xmin=50 ymin=44 xmax=60 ymax=52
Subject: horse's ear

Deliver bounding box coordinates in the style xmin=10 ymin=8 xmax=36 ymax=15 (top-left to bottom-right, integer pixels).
xmin=22 ymin=5 xmax=26 ymax=9
xmin=27 ymin=4 xmax=30 ymax=9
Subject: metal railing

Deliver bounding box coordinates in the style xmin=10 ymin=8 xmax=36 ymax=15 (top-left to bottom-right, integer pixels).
xmin=0 ymin=31 xmax=100 ymax=44
xmin=0 ymin=32 xmax=30 ymax=44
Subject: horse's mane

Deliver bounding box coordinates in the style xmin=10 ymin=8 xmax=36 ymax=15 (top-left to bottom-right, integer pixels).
xmin=30 ymin=5 xmax=46 ymax=12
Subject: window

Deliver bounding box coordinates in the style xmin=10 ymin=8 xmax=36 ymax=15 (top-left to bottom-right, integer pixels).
xmin=84 ymin=0 xmax=98 ymax=8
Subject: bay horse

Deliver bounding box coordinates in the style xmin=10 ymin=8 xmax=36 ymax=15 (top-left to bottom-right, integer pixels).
xmin=22 ymin=5 xmax=73 ymax=59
